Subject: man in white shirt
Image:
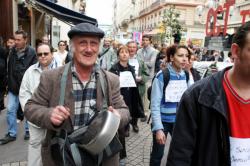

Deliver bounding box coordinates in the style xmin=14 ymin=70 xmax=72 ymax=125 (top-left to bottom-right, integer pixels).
xmin=19 ymin=43 xmax=60 ymax=166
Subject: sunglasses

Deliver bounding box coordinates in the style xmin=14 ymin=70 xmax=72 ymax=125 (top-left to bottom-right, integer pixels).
xmin=37 ymin=52 xmax=50 ymax=57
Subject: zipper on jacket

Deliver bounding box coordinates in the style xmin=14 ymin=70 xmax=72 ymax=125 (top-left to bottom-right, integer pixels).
xmin=219 ymin=118 xmax=231 ymax=166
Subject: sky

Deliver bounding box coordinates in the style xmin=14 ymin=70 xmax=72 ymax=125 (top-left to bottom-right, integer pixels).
xmin=86 ymin=0 xmax=114 ymax=25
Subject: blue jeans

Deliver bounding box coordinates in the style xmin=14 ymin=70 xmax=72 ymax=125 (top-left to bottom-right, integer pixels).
xmin=7 ymin=91 xmax=29 ymax=137
xmin=150 ymin=122 xmax=174 ymax=166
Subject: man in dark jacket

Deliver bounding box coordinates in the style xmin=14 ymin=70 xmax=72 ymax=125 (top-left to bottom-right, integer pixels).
xmin=0 ymin=30 xmax=37 ymax=145
xmin=167 ymin=21 xmax=250 ymax=166
xmin=0 ymin=45 xmax=7 ymax=111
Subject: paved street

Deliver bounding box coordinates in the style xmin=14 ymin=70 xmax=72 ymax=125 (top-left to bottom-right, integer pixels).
xmin=125 ymin=116 xmax=170 ymax=166
xmin=0 ymin=108 xmax=170 ymax=166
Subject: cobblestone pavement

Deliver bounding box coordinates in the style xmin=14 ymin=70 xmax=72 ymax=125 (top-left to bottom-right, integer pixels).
xmin=0 ymin=108 xmax=170 ymax=166
xmin=125 ymin=117 xmax=170 ymax=166
xmin=126 ymin=121 xmax=152 ymax=166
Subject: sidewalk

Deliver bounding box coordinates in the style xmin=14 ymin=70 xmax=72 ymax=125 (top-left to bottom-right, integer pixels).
xmin=0 ymin=109 xmax=28 ymax=166
xmin=0 ymin=109 xmax=170 ymax=166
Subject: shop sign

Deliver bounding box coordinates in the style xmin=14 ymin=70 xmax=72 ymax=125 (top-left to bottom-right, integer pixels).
xmin=204 ymin=34 xmax=233 ymax=51
xmin=205 ymin=0 xmax=250 ymax=37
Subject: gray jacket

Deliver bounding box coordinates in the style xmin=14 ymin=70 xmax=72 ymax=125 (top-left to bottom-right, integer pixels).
xmin=99 ymin=47 xmax=117 ymax=70
xmin=137 ymin=46 xmax=158 ymax=81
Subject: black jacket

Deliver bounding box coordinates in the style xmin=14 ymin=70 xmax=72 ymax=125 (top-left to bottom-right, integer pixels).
xmin=8 ymin=46 xmax=37 ymax=95
xmin=167 ymin=67 xmax=231 ymax=166
xmin=190 ymin=68 xmax=201 ymax=82
xmin=109 ymin=62 xmax=144 ymax=118
xmin=0 ymin=46 xmax=7 ymax=86
xmin=0 ymin=46 xmax=7 ymax=73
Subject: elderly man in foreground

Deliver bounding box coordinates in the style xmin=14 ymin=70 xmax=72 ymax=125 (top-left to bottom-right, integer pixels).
xmin=24 ymin=23 xmax=130 ymax=166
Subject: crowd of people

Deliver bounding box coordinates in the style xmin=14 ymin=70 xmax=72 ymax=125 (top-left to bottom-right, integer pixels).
xmin=0 ymin=21 xmax=249 ymax=166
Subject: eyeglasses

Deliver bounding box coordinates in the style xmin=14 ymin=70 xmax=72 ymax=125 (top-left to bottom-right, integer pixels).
xmin=37 ymin=52 xmax=50 ymax=57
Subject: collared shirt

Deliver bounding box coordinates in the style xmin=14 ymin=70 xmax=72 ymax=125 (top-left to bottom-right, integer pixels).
xmin=137 ymin=46 xmax=158 ymax=81
xmin=37 ymin=58 xmax=60 ymax=69
xmin=19 ymin=58 xmax=59 ymax=110
xmin=71 ymin=63 xmax=97 ymax=130
xmin=142 ymin=46 xmax=149 ymax=58
xmin=16 ymin=46 xmax=27 ymax=58
xmin=129 ymin=55 xmax=140 ymax=76
xmin=53 ymin=50 xmax=68 ymax=65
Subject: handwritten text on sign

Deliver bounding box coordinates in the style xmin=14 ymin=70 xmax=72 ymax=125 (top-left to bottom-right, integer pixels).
xmin=230 ymin=137 xmax=250 ymax=166
xmin=165 ymin=80 xmax=187 ymax=103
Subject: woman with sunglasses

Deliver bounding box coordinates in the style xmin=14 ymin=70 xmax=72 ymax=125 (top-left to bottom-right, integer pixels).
xmin=53 ymin=40 xmax=68 ymax=65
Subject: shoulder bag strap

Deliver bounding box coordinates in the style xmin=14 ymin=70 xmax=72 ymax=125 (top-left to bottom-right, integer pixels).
xmin=99 ymin=69 xmax=110 ymax=110
xmin=59 ymin=62 xmax=83 ymax=166
xmin=184 ymin=70 xmax=190 ymax=83
xmin=70 ymin=143 xmax=82 ymax=166
xmin=100 ymin=47 xmax=110 ymax=57
xmin=59 ymin=62 xmax=71 ymax=106
xmin=162 ymin=67 xmax=170 ymax=99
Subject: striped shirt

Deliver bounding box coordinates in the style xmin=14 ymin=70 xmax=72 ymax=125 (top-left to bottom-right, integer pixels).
xmin=160 ymin=66 xmax=188 ymax=122
xmin=71 ymin=63 xmax=97 ymax=130
xmin=151 ymin=64 xmax=190 ymax=131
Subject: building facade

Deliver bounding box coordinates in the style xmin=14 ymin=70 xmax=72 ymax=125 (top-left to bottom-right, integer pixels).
xmin=113 ymin=0 xmax=208 ymax=46
xmin=52 ymin=0 xmax=87 ymax=48
xmin=0 ymin=0 xmax=91 ymax=48
xmin=0 ymin=0 xmax=14 ymax=42
xmin=113 ymin=0 xmax=250 ymax=47
xmin=227 ymin=0 xmax=250 ymax=33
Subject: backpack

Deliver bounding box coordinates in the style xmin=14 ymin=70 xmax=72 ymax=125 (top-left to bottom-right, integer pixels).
xmin=146 ymin=68 xmax=189 ymax=124
xmin=147 ymin=68 xmax=189 ymax=101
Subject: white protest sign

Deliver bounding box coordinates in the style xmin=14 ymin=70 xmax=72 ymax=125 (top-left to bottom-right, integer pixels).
xmin=119 ymin=71 xmax=137 ymax=88
xmin=230 ymin=137 xmax=250 ymax=166
xmin=193 ymin=61 xmax=233 ymax=71
xmin=165 ymin=80 xmax=187 ymax=102
xmin=129 ymin=59 xmax=139 ymax=76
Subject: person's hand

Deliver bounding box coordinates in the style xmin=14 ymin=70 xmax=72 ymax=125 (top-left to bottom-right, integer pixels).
xmin=155 ymin=130 xmax=166 ymax=145
xmin=136 ymin=76 xmax=142 ymax=82
xmin=211 ymin=67 xmax=218 ymax=73
xmin=108 ymin=106 xmax=121 ymax=119
xmin=50 ymin=106 xmax=70 ymax=126
xmin=185 ymin=62 xmax=192 ymax=72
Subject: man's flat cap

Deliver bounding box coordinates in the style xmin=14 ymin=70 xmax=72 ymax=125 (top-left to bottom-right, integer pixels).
xmin=68 ymin=23 xmax=105 ymax=39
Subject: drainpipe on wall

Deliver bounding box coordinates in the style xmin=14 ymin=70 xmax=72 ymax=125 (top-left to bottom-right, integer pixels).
xmin=13 ymin=0 xmax=18 ymax=33
xmin=30 ymin=7 xmax=36 ymax=47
